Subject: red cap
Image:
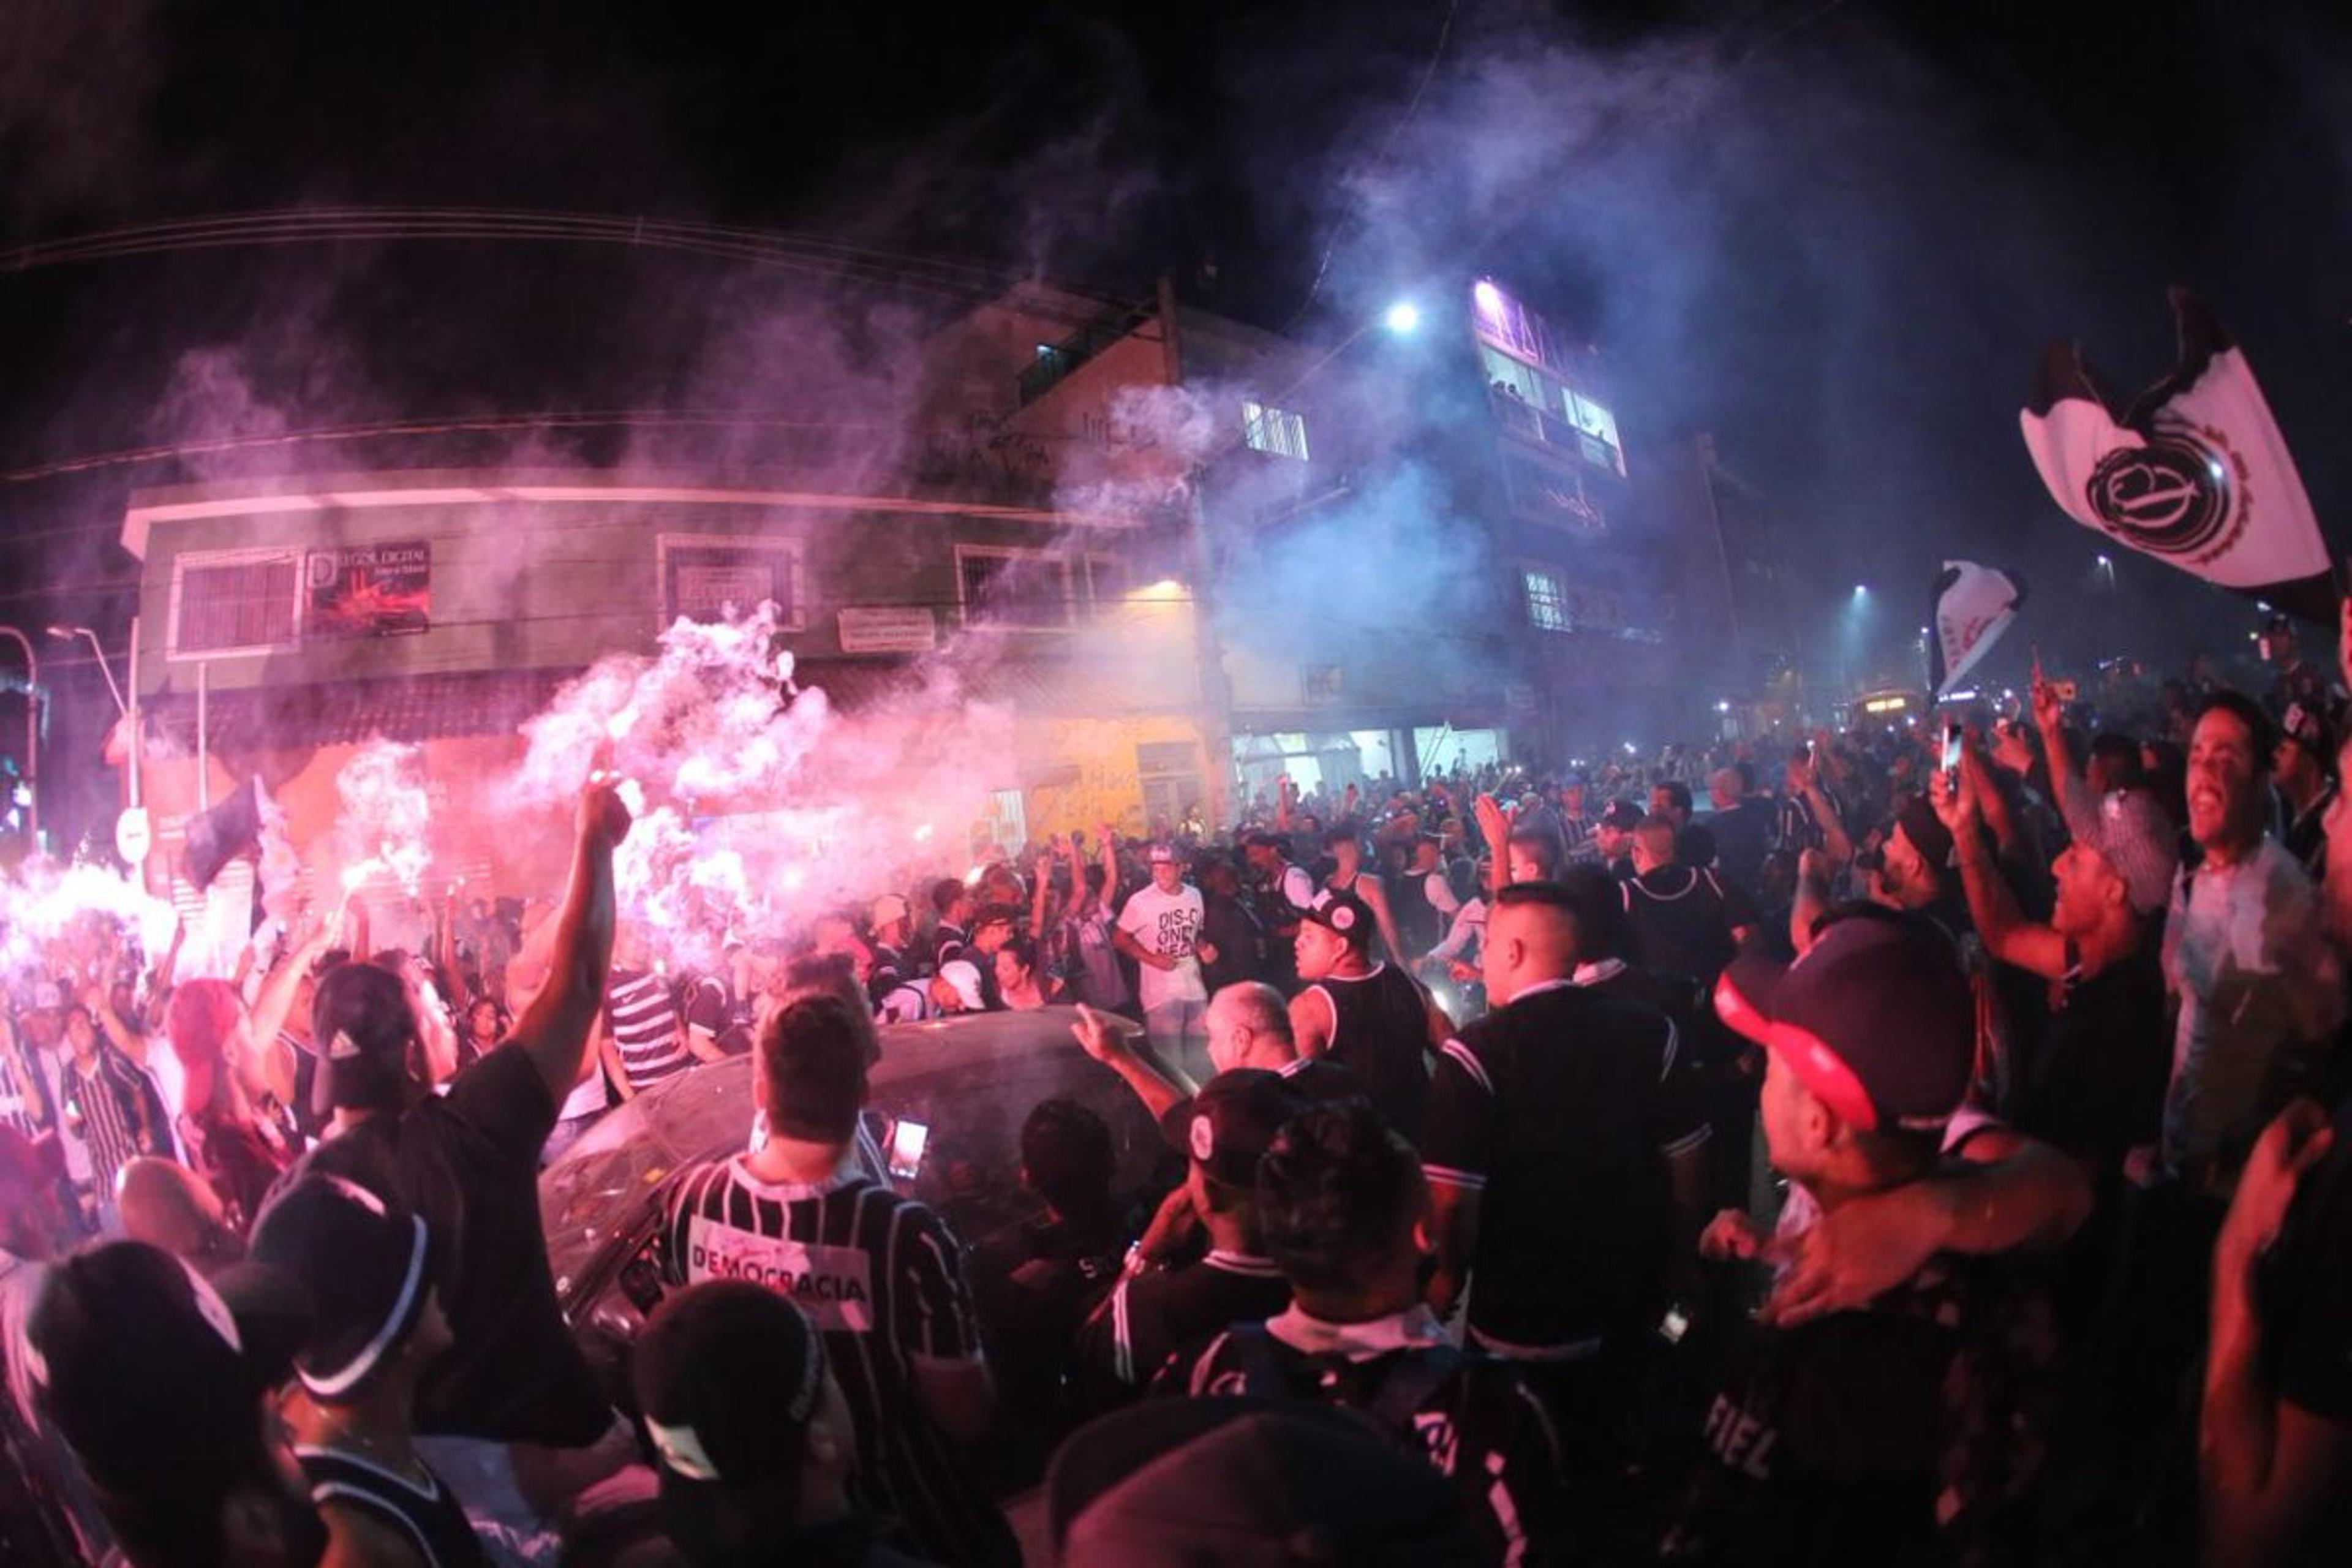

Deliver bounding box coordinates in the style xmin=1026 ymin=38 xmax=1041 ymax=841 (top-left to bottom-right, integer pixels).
xmin=1713 ymin=910 xmax=1972 ymax=1133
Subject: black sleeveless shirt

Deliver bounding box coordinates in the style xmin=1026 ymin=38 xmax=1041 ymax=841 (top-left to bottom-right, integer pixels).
xmin=297 ymin=1446 xmax=486 ymax=1567
xmin=1311 ymin=962 xmax=1435 ymax=1142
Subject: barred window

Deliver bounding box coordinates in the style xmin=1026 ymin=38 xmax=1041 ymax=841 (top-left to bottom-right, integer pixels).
xmin=171 ymin=552 xmax=301 ymax=655
xmin=1523 ymin=567 xmax=1571 ymax=633
xmin=1241 ymin=399 xmax=1310 ymax=461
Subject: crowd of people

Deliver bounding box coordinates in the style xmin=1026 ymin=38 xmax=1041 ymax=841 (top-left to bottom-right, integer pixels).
xmin=0 ymin=609 xmax=2349 ymax=1565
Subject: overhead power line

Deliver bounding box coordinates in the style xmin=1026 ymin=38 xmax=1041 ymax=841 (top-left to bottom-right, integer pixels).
xmin=0 ymin=206 xmax=1132 ymax=320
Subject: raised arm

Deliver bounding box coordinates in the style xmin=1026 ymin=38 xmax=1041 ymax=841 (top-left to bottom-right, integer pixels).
xmin=84 ymin=974 xmax=150 ymax=1069
xmin=510 ymin=774 xmax=630 ymax=1104
xmin=1355 ymin=872 xmax=1408 ymax=965
xmin=1788 ymin=752 xmax=1853 ymax=870
xmin=1096 ymin=824 xmax=1121 ymax=903
xmin=2203 ymin=1101 xmax=2348 ymax=1566
xmin=2032 ymin=672 xmax=2076 ymax=781
xmin=1071 ymin=1003 xmax=1194 ymax=1123
xmin=437 ymin=886 xmax=464 ymax=993
xmin=1936 ymin=767 xmax=2066 ymax=980
xmin=1790 ymin=847 xmax=1835 ymax=956
xmin=1030 ymin=845 xmax=1054 ymax=940
xmin=150 ymin=918 xmax=187 ymax=1004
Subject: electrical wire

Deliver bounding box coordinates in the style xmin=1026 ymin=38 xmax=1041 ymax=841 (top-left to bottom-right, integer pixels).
xmin=1284 ymin=0 xmax=1462 ymax=333
xmin=1 ymin=206 xmax=1129 ymax=314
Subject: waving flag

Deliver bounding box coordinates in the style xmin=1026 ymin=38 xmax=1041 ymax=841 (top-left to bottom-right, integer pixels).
xmin=183 ymin=775 xmax=263 ymax=891
xmin=2019 ymin=288 xmax=2335 ymax=623
xmin=1929 ymin=561 xmax=2025 ymax=697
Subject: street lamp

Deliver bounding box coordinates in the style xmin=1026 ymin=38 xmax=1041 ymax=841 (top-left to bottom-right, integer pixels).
xmin=50 ymin=622 xmax=146 ymax=864
xmin=48 ymin=625 xmax=126 ymax=717
xmin=0 ymin=627 xmax=37 ymax=840
xmin=1247 ymin=296 xmax=1428 ymax=429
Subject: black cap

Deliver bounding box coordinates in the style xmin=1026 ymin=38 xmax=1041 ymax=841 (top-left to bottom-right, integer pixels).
xmin=28 ymin=1242 xmax=312 ymax=1506
xmin=309 ymin=960 xmax=418 ymax=1117
xmin=1298 ymin=888 xmax=1374 ymax=951
xmin=1599 ymin=799 xmax=1643 ymax=831
xmin=1894 ymin=794 xmax=1954 ymax=873
xmin=1165 ymin=1069 xmax=1305 ymax=1189
xmin=633 ymin=1282 xmax=828 ymax=1557
xmin=2282 ymin=698 xmax=2340 ymax=766
xmin=1049 ymin=1397 xmax=1478 ymax=1566
xmin=250 ymin=1175 xmax=432 ymax=1402
xmin=1714 ymin=910 xmax=1973 ymax=1133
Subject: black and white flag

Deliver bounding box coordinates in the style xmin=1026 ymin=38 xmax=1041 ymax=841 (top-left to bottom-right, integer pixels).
xmin=2019 ymin=288 xmax=2334 ymax=622
xmin=1929 ymin=561 xmax=2025 ymax=698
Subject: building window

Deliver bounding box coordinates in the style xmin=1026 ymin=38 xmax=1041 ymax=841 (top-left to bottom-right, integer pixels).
xmin=658 ymin=535 xmax=804 ymax=629
xmin=1566 ymin=390 xmax=1623 ymax=475
xmin=1137 ymin=741 xmax=1202 ymax=835
xmin=956 ymin=545 xmax=1071 ymax=629
xmin=168 ymin=549 xmax=303 ymax=657
xmin=1523 ymin=567 xmax=1572 ymax=633
xmin=1242 ymin=399 xmax=1310 ymax=461
xmin=978 ymin=788 xmax=1028 ymax=864
xmin=1482 ymin=342 xmax=1626 ymax=479
xmin=1502 ymin=450 xmax=1607 ymax=535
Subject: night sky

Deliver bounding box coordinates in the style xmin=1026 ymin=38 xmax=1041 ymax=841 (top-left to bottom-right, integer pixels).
xmin=2 ymin=0 xmax=2348 ymax=689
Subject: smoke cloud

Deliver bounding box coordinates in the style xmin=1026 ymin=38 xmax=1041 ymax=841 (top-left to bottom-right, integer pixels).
xmin=507 ymin=601 xmax=1017 ymax=973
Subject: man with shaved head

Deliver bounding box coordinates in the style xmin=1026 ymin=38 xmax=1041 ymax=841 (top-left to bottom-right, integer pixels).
xmin=1706 ymin=764 xmax=1775 ymax=905
xmin=1422 ymin=881 xmax=1706 ymax=1479
xmin=1624 ymin=816 xmax=1754 ymax=984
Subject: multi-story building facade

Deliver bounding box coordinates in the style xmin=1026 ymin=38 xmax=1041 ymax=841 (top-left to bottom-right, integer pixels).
xmin=108 ymin=272 xmax=1717 ymax=904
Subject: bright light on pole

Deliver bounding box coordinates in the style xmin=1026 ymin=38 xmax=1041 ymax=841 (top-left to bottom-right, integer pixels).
xmin=1852 ymin=584 xmax=1869 ymax=598
xmin=1382 ymin=300 xmax=1421 ymax=336
xmin=49 ymin=626 xmax=126 ymax=717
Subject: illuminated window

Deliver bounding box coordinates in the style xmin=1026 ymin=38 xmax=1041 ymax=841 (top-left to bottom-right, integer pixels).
xmin=1523 ymin=567 xmax=1571 ymax=633
xmin=1242 ymin=399 xmax=1310 ymax=461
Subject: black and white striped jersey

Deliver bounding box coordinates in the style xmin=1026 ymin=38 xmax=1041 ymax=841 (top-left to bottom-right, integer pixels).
xmin=62 ymin=1048 xmax=152 ymax=1197
xmin=602 ymin=970 xmax=690 ymax=1091
xmin=658 ymin=1155 xmax=1017 ymax=1566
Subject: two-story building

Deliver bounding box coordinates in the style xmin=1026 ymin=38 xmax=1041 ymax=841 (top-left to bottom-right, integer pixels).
xmin=116 ymin=434 xmax=1208 ymax=908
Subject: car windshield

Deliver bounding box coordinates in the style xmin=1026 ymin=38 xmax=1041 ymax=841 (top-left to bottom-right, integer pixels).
xmin=538 ymin=1005 xmax=1138 ymax=1299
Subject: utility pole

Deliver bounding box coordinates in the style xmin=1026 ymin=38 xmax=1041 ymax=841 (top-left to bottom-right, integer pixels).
xmin=1159 ymin=274 xmax=1234 ymax=829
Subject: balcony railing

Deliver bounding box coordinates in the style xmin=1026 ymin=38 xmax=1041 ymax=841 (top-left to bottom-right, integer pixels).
xmin=1488 ymin=387 xmax=1623 ymax=477
xmin=1016 ymin=303 xmax=1156 ymax=407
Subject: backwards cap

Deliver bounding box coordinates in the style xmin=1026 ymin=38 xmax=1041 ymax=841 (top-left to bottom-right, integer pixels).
xmin=249 ymin=1175 xmax=432 ymax=1401
xmin=28 ymin=1242 xmax=311 ymax=1506
xmin=1714 ymin=910 xmax=1972 ymax=1134
xmin=1298 ymin=888 xmax=1373 ymax=951
xmin=632 ymin=1281 xmax=828 ymax=1558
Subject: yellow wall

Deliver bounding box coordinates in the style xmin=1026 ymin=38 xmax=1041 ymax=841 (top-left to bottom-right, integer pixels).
xmin=1020 ymin=712 xmax=1207 ymax=842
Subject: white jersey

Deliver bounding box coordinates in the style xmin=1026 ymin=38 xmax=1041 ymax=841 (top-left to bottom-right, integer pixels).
xmin=1117 ymin=882 xmax=1208 ymax=1009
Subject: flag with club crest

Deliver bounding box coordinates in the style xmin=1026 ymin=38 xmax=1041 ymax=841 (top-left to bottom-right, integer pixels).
xmin=2019 ymin=288 xmax=2335 ymax=623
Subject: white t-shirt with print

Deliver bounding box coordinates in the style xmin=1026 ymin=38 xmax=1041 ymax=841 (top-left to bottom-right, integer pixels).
xmin=1117 ymin=882 xmax=1208 ymax=1011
